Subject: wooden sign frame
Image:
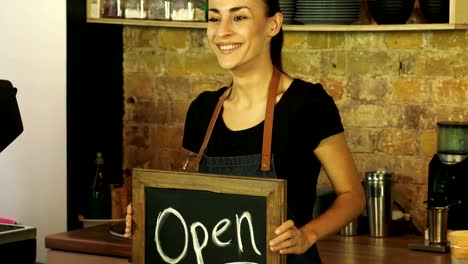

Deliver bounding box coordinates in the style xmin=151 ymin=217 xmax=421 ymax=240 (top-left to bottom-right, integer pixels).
xmin=132 ymin=168 xmax=287 ymax=264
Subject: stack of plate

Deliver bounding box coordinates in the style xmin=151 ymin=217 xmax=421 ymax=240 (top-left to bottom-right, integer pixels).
xmin=368 ymin=0 xmax=415 ymax=24
xmin=294 ymin=0 xmax=361 ymax=25
xmin=419 ymin=0 xmax=449 ymax=23
xmin=280 ymin=0 xmax=296 ymax=24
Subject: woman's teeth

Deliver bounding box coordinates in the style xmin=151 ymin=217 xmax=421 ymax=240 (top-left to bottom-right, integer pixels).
xmin=219 ymin=44 xmax=240 ymax=51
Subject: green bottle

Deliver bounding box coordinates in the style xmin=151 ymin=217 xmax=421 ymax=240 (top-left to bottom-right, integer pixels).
xmin=87 ymin=152 xmax=112 ymax=219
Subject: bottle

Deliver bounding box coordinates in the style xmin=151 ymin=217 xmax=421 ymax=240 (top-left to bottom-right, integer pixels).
xmin=87 ymin=152 xmax=112 ymax=219
xmin=101 ymin=0 xmax=124 ymax=18
xmin=148 ymin=0 xmax=172 ymax=20
xmin=125 ymin=0 xmax=148 ymax=19
xmin=171 ymin=0 xmax=206 ymax=21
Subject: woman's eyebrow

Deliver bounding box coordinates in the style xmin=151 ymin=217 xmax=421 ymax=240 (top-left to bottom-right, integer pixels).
xmin=209 ymin=6 xmax=250 ymax=13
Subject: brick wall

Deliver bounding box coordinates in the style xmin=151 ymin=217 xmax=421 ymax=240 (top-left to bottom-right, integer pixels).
xmin=122 ymin=27 xmax=468 ymax=230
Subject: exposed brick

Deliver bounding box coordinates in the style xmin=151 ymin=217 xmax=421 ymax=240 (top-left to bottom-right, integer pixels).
xmin=305 ymin=32 xmax=330 ymax=49
xmin=158 ymin=28 xmax=190 ymax=49
xmin=427 ymin=30 xmax=468 ymax=50
xmin=283 ymin=32 xmax=308 ymax=49
xmin=153 ymin=76 xmax=192 ymax=101
xmin=319 ymin=77 xmax=344 ymax=100
xmin=393 ymin=183 xmax=427 ymax=231
xmin=190 ymin=29 xmax=209 ymax=48
xmin=124 ymin=72 xmax=154 ymax=98
xmin=328 ymin=32 xmax=346 ymax=49
xmin=123 ymin=27 xmax=158 ymax=48
xmin=346 ymin=32 xmax=385 ymax=50
xmin=166 ymin=49 xmax=225 ymax=75
xmin=150 ymin=124 xmax=184 ymax=149
xmin=282 ymin=51 xmax=321 ymax=76
xmin=320 ymin=51 xmax=346 ymax=76
xmin=340 ymin=102 xmax=389 ymax=127
xmin=400 ymin=52 xmax=455 ymax=76
xmin=347 ymin=75 xmax=390 ymax=103
xmin=385 ymin=32 xmax=423 ymax=49
xmin=420 ymin=130 xmax=437 ymax=157
xmin=345 ymin=127 xmax=375 ymax=153
xmin=347 ymin=51 xmax=398 ymax=75
xmin=171 ymin=99 xmax=190 ymax=123
xmin=399 ymin=157 xmax=430 ymax=185
xmin=392 ymin=104 xmax=437 ymax=130
xmin=123 ymin=48 xmax=164 ymax=73
xmin=454 ymin=53 xmax=468 ymax=77
xmin=359 ymin=152 xmax=402 ymax=173
xmin=435 ymin=105 xmax=468 ymax=122
xmin=392 ymin=78 xmax=432 ymax=104
xmin=376 ymin=129 xmax=417 ymax=155
xmin=434 ymin=79 xmax=468 ymax=106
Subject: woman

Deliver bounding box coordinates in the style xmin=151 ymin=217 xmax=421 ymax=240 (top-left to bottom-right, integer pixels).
xmin=127 ymin=0 xmax=365 ymax=262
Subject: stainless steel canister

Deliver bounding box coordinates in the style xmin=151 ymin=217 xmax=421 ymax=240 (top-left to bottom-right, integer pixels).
xmin=364 ymin=171 xmax=393 ymax=237
xmin=426 ymin=205 xmax=449 ymax=244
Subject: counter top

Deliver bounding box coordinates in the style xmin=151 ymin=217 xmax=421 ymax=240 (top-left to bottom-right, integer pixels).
xmin=45 ymin=223 xmax=131 ymax=259
xmin=318 ymin=234 xmax=450 ymax=264
xmin=45 ymin=225 xmax=450 ymax=263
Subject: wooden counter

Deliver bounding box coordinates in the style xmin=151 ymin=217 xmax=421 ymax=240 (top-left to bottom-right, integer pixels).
xmin=45 ymin=224 xmax=450 ymax=263
xmin=318 ymin=234 xmax=450 ymax=264
xmin=45 ymin=223 xmax=131 ymax=263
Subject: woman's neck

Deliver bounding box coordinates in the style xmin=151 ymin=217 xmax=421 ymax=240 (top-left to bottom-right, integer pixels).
xmin=227 ymin=65 xmax=275 ymax=108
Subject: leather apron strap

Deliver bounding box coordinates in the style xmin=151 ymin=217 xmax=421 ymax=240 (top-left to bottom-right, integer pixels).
xmin=195 ymin=68 xmax=281 ymax=172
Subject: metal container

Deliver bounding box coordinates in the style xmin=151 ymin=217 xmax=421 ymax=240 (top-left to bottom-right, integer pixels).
xmin=426 ymin=205 xmax=449 ymax=244
xmin=0 ymin=224 xmax=36 ymax=263
xmin=364 ymin=171 xmax=393 ymax=237
xmin=340 ymin=218 xmax=358 ymax=236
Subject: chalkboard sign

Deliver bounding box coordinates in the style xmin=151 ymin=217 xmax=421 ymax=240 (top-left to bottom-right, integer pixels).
xmin=132 ymin=169 xmax=287 ymax=264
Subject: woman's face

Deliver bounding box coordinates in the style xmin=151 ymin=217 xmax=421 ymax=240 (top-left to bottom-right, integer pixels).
xmin=207 ymin=0 xmax=278 ymax=71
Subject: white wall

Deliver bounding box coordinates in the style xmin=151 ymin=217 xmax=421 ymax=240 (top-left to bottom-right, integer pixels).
xmin=0 ymin=0 xmax=67 ymax=262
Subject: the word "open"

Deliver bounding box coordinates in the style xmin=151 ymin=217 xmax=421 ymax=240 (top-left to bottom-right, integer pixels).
xmin=154 ymin=207 xmax=262 ymax=264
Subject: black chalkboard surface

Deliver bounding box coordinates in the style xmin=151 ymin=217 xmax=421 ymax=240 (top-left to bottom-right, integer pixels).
xmin=132 ymin=169 xmax=287 ymax=264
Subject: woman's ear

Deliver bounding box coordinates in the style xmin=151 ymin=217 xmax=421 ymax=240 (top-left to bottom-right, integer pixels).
xmin=267 ymin=12 xmax=283 ymax=37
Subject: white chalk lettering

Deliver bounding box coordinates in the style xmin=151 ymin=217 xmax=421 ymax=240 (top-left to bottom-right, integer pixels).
xmin=236 ymin=211 xmax=262 ymax=256
xmin=190 ymin=222 xmax=209 ymax=264
xmin=154 ymin=207 xmax=188 ymax=263
xmin=154 ymin=207 xmax=262 ymax=264
xmin=212 ymin=219 xmax=232 ymax=247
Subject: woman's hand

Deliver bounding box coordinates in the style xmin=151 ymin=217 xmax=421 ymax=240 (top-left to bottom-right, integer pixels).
xmin=124 ymin=203 xmax=133 ymax=239
xmin=268 ymin=220 xmax=317 ymax=255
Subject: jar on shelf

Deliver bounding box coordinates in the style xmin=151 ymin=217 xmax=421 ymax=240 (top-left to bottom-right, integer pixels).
xmin=101 ymin=0 xmax=124 ymax=18
xmin=148 ymin=0 xmax=172 ymax=20
xmin=125 ymin=0 xmax=148 ymax=19
xmin=171 ymin=0 xmax=206 ymax=21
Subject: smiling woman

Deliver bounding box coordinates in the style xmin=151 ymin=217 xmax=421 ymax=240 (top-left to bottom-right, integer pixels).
xmin=126 ymin=0 xmax=366 ymax=263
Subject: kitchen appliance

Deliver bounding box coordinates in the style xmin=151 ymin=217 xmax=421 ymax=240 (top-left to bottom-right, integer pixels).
xmin=409 ymin=121 xmax=468 ymax=253
xmin=428 ymin=122 xmax=468 ymax=230
xmin=0 ymin=79 xmax=36 ymax=262
xmin=0 ymin=224 xmax=37 ymax=263
xmin=0 ymin=79 xmax=23 ymax=153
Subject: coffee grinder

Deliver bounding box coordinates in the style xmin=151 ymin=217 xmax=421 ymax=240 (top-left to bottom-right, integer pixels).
xmin=428 ymin=121 xmax=468 ymax=230
xmin=409 ymin=121 xmax=468 ymax=253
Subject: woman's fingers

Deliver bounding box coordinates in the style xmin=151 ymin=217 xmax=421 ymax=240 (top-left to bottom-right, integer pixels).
xmin=269 ymin=220 xmax=312 ymax=255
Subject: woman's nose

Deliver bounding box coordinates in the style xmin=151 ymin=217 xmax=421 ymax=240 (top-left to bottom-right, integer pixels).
xmin=217 ymin=19 xmax=233 ymax=37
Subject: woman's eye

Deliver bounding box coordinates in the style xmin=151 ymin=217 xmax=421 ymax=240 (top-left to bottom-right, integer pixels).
xmin=208 ymin=17 xmax=219 ymax=22
xmin=233 ymin=15 xmax=247 ymax=21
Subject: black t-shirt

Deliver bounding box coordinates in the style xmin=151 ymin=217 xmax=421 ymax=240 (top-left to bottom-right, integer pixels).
xmin=182 ymin=78 xmax=344 ymax=226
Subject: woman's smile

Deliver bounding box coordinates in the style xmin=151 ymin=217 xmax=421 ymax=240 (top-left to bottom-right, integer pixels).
xmin=217 ymin=43 xmax=243 ymax=54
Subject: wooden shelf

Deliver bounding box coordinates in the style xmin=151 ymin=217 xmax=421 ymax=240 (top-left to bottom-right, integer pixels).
xmin=86 ymin=0 xmax=468 ymax=32
xmin=87 ymin=18 xmax=468 ymax=31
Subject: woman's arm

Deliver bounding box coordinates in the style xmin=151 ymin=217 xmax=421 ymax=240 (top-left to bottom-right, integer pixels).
xmin=269 ymin=132 xmax=366 ymax=254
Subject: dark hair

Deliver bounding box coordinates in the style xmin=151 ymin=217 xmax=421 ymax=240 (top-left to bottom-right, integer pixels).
xmin=264 ymin=0 xmax=284 ymax=71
